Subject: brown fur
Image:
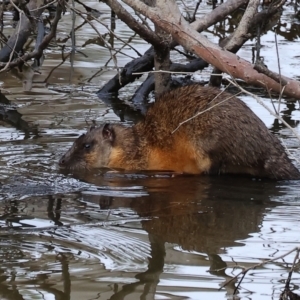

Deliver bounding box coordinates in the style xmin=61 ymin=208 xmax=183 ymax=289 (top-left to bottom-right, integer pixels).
xmin=59 ymin=85 xmax=300 ymax=180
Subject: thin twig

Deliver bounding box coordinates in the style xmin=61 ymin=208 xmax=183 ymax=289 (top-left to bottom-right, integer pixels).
xmin=29 ymin=0 xmax=58 ymax=12
xmin=70 ymin=0 xmax=76 ymax=82
xmin=226 ymin=78 xmax=300 ymax=142
xmin=66 ymin=4 xmax=120 ymax=72
xmin=191 ymin=0 xmax=202 ymax=23
xmin=70 ymin=5 xmax=142 ymax=57
xmin=284 ymin=247 xmax=300 ymax=289
xmin=275 ymin=32 xmax=283 ymax=113
xmin=171 ymin=85 xmax=242 ymax=134
xmin=133 ymin=70 xmax=195 ymax=75
xmin=220 ymin=247 xmax=300 ymax=292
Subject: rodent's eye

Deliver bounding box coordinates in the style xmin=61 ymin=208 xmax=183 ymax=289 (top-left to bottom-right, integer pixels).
xmin=84 ymin=143 xmax=91 ymax=150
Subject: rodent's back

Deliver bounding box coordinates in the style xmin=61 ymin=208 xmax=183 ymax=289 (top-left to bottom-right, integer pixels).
xmin=141 ymin=85 xmax=266 ymax=144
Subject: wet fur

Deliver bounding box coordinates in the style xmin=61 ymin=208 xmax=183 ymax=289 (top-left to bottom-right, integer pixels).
xmin=59 ymin=85 xmax=300 ymax=180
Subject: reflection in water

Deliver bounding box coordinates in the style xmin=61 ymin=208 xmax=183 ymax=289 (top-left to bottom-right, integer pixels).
xmin=0 ymin=172 xmax=288 ymax=299
xmin=1 ymin=141 xmax=284 ymax=299
xmin=274 ymin=21 xmax=300 ymax=41
xmin=108 ymin=235 xmax=165 ymax=300
xmin=0 ymin=91 xmax=38 ymax=138
xmin=48 ymin=196 xmax=63 ymax=226
xmin=271 ymin=100 xmax=300 ymax=133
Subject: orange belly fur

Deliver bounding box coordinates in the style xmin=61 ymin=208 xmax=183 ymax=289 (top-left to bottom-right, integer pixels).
xmin=147 ymin=138 xmax=211 ymax=174
xmin=108 ymin=135 xmax=212 ymax=174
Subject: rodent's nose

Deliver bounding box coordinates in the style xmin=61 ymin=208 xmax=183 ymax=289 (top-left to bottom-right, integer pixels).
xmin=59 ymin=156 xmax=65 ymax=166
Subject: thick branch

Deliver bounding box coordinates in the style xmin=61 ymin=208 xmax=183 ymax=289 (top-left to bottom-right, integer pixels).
xmin=225 ymin=0 xmax=260 ymax=51
xmin=101 ymin=0 xmax=162 ymax=47
xmin=210 ymin=0 xmax=260 ymax=86
xmin=99 ymin=0 xmax=246 ymax=94
xmin=123 ymin=0 xmax=300 ymax=99
xmin=97 ymin=47 xmax=155 ymax=95
xmin=190 ymin=0 xmax=248 ymax=33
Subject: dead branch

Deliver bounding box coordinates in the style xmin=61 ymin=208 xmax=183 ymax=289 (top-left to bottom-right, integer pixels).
xmin=220 ymin=247 xmax=300 ymax=294
xmin=98 ymin=0 xmax=247 ymax=96
xmin=210 ymin=0 xmax=260 ymax=86
xmin=0 ymin=0 xmax=45 ymax=63
xmin=280 ymin=248 xmax=300 ymax=300
xmin=122 ymin=0 xmax=300 ymax=99
xmin=97 ymin=47 xmax=155 ymax=95
xmin=254 ymin=60 xmax=288 ymax=86
xmin=190 ymin=0 xmax=248 ymax=34
xmin=101 ymin=0 xmax=162 ymax=47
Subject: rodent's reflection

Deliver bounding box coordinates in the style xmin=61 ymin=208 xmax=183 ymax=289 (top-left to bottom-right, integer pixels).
xmin=81 ymin=173 xmax=279 ymax=254
xmin=69 ymin=173 xmax=282 ymax=299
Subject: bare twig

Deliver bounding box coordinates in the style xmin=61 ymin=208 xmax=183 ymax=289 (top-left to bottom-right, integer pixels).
xmin=30 ymin=0 xmax=58 ymax=12
xmin=89 ymin=13 xmax=142 ymax=57
xmin=275 ymin=33 xmax=283 ymax=113
xmin=284 ymin=248 xmax=300 ymax=289
xmin=171 ymin=85 xmax=242 ymax=134
xmin=191 ymin=0 xmax=202 ymax=23
xmin=280 ymin=248 xmax=300 ymax=299
xmin=221 ymin=247 xmax=300 ymax=293
xmin=226 ymin=78 xmax=300 ymax=141
xmin=105 ymin=33 xmax=139 ymax=67
xmin=70 ymin=0 xmax=76 ymax=82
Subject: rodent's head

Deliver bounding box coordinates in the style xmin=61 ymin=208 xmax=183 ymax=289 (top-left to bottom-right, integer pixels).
xmin=59 ymin=124 xmax=116 ymax=171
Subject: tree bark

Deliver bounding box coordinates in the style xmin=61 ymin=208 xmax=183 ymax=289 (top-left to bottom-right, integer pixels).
xmin=153 ymin=25 xmax=171 ymax=96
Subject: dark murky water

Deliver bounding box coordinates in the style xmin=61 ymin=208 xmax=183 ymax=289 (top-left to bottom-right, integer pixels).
xmin=0 ymin=1 xmax=300 ymax=299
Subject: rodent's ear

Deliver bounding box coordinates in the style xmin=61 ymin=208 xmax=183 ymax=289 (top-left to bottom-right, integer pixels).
xmin=89 ymin=125 xmax=96 ymax=132
xmin=102 ymin=124 xmax=115 ymax=142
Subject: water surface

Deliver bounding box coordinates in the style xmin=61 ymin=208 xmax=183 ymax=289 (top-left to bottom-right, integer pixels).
xmin=0 ymin=1 xmax=300 ymax=299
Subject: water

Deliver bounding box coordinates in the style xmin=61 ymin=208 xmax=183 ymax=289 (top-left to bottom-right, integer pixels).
xmin=0 ymin=1 xmax=300 ymax=299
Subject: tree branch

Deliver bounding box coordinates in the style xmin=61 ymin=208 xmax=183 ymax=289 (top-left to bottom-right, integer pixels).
xmin=210 ymin=0 xmax=260 ymax=86
xmin=123 ymin=0 xmax=300 ymax=99
xmin=101 ymin=0 xmax=162 ymax=47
